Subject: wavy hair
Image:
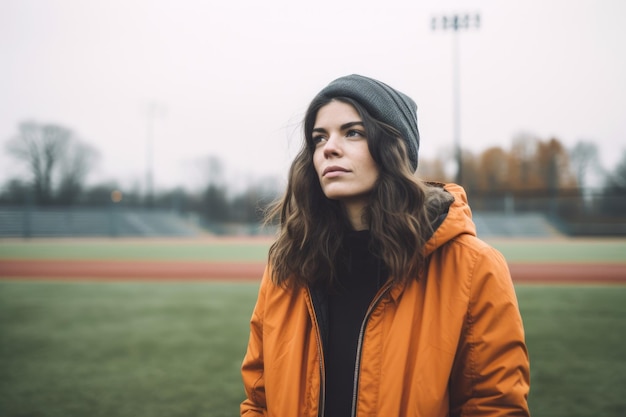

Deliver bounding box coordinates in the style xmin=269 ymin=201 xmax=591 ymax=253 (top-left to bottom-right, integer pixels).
xmin=266 ymin=96 xmax=434 ymax=288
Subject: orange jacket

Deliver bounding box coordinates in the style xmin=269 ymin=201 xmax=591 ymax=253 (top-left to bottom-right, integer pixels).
xmin=241 ymin=184 xmax=530 ymax=416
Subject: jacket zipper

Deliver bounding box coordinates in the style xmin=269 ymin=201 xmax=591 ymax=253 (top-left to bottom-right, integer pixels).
xmin=317 ymin=328 xmax=326 ymax=417
xmin=350 ymin=284 xmax=392 ymax=417
xmin=307 ymin=288 xmax=326 ymax=417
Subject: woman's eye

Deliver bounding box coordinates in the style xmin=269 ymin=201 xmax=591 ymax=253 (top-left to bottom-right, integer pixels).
xmin=346 ymin=129 xmax=365 ymax=138
xmin=312 ymin=135 xmax=326 ymax=145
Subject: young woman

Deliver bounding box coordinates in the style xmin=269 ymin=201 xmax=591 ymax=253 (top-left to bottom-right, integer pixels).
xmin=240 ymin=74 xmax=531 ymax=417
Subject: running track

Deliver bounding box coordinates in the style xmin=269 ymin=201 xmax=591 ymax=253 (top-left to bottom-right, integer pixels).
xmin=1 ymin=260 xmax=625 ymax=284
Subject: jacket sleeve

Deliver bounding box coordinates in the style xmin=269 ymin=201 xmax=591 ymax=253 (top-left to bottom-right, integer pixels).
xmin=450 ymin=245 xmax=531 ymax=417
xmin=240 ymin=268 xmax=270 ymax=416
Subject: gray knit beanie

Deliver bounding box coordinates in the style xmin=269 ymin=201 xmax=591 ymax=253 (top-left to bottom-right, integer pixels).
xmin=313 ymin=74 xmax=420 ymax=171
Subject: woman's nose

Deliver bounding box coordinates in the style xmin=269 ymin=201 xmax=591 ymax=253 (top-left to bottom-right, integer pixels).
xmin=323 ymin=134 xmax=342 ymax=158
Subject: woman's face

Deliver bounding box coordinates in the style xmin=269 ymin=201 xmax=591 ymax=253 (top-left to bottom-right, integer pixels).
xmin=312 ymin=100 xmax=380 ymax=210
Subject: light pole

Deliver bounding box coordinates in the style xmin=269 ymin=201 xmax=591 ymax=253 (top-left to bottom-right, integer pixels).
xmin=144 ymin=101 xmax=166 ymax=207
xmin=431 ymin=13 xmax=480 ymax=185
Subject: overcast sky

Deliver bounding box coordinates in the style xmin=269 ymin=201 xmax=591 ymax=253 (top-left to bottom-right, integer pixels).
xmin=2 ymin=0 xmax=625 ymax=192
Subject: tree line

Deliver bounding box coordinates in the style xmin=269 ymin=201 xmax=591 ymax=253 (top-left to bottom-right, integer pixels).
xmin=0 ymin=122 xmax=281 ymax=225
xmin=2 ymin=121 xmax=626 ymax=224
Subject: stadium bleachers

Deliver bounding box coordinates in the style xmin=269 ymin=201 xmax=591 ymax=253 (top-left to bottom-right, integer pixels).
xmin=472 ymin=212 xmax=561 ymax=238
xmin=0 ymin=207 xmax=203 ymax=238
xmin=0 ymin=207 xmax=562 ymax=238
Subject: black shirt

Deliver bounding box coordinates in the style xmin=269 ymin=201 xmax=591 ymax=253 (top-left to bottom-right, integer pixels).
xmin=324 ymin=230 xmax=383 ymax=417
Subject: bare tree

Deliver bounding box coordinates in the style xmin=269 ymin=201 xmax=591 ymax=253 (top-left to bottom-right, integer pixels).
xmin=6 ymin=121 xmax=99 ymax=205
xmin=195 ymin=154 xmax=229 ymax=222
xmin=605 ymin=149 xmax=626 ymax=189
xmin=601 ymin=149 xmax=626 ymax=216
xmin=569 ymin=141 xmax=603 ymax=190
xmin=57 ymin=140 xmax=100 ymax=204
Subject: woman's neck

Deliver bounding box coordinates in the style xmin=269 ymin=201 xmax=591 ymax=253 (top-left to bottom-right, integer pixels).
xmin=342 ymin=199 xmax=368 ymax=231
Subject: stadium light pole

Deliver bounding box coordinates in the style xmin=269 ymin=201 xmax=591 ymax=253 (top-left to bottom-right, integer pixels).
xmin=431 ymin=13 xmax=480 ymax=185
xmin=144 ymin=101 xmax=166 ymax=207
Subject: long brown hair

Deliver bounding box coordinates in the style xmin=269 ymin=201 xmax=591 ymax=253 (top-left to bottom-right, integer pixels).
xmin=266 ymin=96 xmax=434 ymax=288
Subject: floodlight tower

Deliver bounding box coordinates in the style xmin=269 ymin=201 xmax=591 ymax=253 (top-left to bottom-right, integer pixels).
xmin=431 ymin=13 xmax=480 ymax=185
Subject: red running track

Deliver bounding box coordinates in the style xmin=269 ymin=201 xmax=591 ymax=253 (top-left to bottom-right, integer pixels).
xmin=1 ymin=260 xmax=625 ymax=284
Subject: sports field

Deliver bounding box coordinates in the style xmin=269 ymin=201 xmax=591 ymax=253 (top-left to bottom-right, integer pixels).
xmin=1 ymin=237 xmax=625 ymax=283
xmin=0 ymin=237 xmax=625 ymax=416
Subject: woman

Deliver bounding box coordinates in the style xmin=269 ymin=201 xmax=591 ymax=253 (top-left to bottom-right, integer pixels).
xmin=241 ymin=74 xmax=530 ymax=416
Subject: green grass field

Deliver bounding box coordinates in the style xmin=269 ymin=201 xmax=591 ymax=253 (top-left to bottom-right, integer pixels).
xmin=0 ymin=281 xmax=255 ymax=417
xmin=1 ymin=237 xmax=625 ymax=263
xmin=1 ymin=281 xmax=625 ymax=417
xmin=1 ymin=238 xmax=625 ymax=416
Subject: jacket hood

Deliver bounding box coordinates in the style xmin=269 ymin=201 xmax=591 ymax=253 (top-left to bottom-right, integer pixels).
xmin=423 ymin=183 xmax=477 ymax=257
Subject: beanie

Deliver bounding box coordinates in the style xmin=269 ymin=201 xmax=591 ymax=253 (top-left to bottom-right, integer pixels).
xmin=313 ymin=74 xmax=420 ymax=171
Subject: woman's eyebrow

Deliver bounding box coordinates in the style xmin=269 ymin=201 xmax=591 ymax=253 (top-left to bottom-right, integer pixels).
xmin=312 ymin=121 xmax=364 ymax=133
xmin=340 ymin=121 xmax=364 ymax=130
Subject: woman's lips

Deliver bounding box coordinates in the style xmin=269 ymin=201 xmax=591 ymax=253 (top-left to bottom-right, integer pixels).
xmin=323 ymin=166 xmax=349 ymax=177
